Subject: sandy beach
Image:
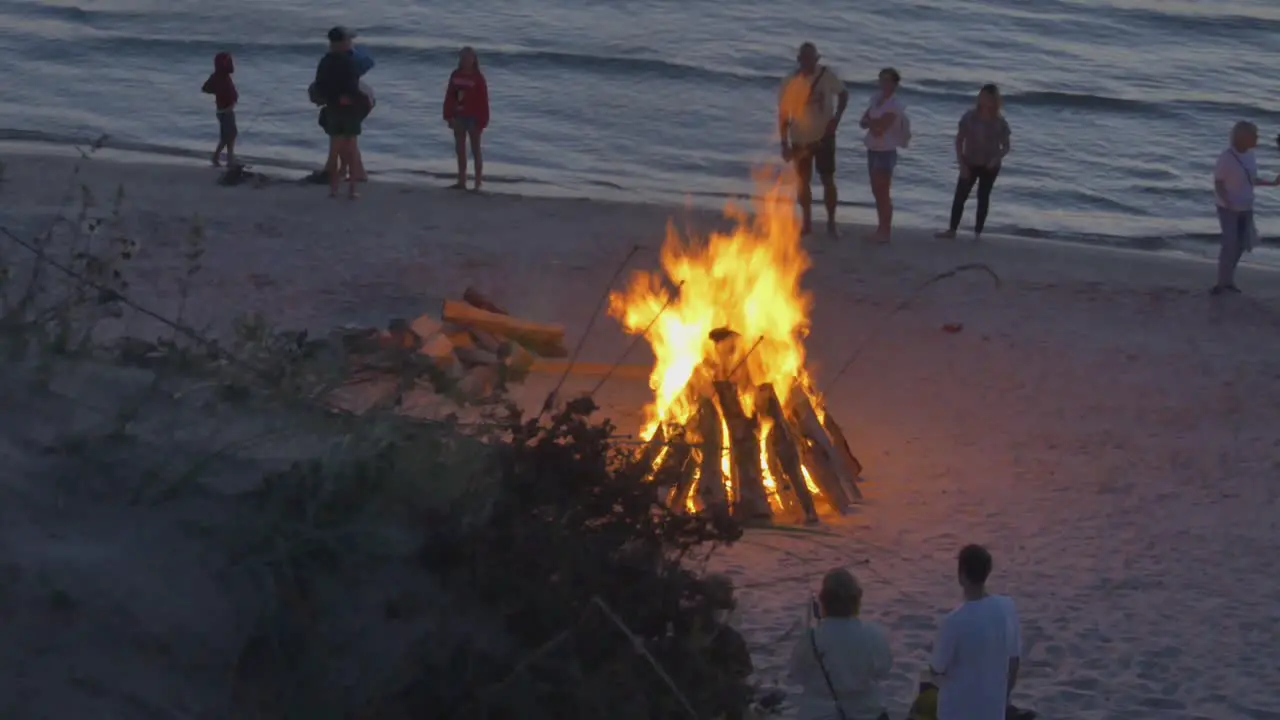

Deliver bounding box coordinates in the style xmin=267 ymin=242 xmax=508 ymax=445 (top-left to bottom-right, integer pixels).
xmin=3 ymin=149 xmax=1280 ymax=719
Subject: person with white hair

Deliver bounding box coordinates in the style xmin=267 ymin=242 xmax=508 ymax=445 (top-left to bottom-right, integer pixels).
xmin=1212 ymin=120 xmax=1280 ymax=294
xmin=789 ymin=567 xmax=892 ymax=720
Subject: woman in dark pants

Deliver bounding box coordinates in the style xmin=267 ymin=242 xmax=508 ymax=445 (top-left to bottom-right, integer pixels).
xmin=937 ymin=84 xmax=1011 ymax=239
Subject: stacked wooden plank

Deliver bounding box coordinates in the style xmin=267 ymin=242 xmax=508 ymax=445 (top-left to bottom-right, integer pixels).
xmin=327 ymin=287 xmax=569 ymax=410
xmin=644 ymin=330 xmax=864 ymax=525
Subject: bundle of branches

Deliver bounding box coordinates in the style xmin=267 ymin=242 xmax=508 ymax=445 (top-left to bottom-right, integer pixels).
xmin=410 ymin=397 xmax=749 ymax=719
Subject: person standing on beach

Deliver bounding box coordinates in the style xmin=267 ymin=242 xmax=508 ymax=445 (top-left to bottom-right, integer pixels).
xmin=937 ymin=84 xmax=1011 ymax=240
xmin=310 ymin=41 xmax=375 ymax=185
xmin=314 ymin=26 xmax=364 ymax=199
xmin=1212 ymin=120 xmax=1280 ymax=295
xmin=778 ymin=42 xmax=849 ymax=238
xmin=859 ymin=68 xmax=909 ymax=243
xmin=443 ymin=47 xmax=490 ymax=191
xmin=928 ymin=545 xmax=1022 ymax=720
xmin=201 ymin=52 xmax=238 ymax=169
xmin=788 ymin=568 xmax=893 ymax=720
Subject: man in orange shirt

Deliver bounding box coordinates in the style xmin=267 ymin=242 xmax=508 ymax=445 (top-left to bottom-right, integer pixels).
xmin=779 ymin=42 xmax=849 ymax=237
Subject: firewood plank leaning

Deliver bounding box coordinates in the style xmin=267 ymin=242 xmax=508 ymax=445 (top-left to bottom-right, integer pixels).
xmin=442 ymin=299 xmax=569 ymax=358
xmin=758 ymin=384 xmax=818 ymax=523
xmin=821 ymin=414 xmax=864 ymax=501
xmin=789 ymin=391 xmax=858 ymax=510
xmin=713 ymin=381 xmax=771 ymax=521
xmin=695 ymin=397 xmax=727 ymax=510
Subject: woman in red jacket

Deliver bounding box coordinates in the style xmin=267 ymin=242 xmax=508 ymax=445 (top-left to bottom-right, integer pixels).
xmin=442 ymin=46 xmax=489 ymax=191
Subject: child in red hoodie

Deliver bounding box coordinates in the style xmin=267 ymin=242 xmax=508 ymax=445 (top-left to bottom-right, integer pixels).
xmin=442 ymin=46 xmax=489 ymax=191
xmin=202 ymin=52 xmax=239 ymax=168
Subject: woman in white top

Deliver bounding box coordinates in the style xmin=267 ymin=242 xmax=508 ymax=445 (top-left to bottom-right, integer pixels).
xmin=788 ymin=568 xmax=893 ymax=720
xmin=859 ymin=68 xmax=907 ymax=242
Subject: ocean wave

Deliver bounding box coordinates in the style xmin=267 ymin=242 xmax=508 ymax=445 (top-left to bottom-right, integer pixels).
xmin=1036 ymin=0 xmax=1280 ymax=37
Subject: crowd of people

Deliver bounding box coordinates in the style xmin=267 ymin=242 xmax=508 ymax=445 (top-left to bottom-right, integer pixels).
xmin=776 ymin=41 xmax=1276 ymax=294
xmin=787 ymin=544 xmax=1031 ymax=720
xmin=201 ymin=26 xmax=490 ymax=199
xmin=199 ymin=32 xmax=1274 ymax=292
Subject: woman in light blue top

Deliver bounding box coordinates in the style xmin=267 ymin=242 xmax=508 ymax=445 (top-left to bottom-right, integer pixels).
xmin=788 ymin=568 xmax=893 ymax=720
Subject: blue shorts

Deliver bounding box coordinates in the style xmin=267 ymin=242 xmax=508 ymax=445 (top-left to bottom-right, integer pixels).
xmin=452 ymin=116 xmax=477 ymax=131
xmin=867 ymin=149 xmax=898 ymax=174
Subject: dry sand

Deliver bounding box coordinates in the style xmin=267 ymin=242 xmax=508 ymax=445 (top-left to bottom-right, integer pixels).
xmin=2 ymin=149 xmax=1280 ymax=719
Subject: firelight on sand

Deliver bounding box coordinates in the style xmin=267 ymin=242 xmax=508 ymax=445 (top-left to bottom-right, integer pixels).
xmin=608 ymin=168 xmax=863 ymax=524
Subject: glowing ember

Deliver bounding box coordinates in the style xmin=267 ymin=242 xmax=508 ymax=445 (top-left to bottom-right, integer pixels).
xmin=609 ymin=167 xmax=861 ymax=523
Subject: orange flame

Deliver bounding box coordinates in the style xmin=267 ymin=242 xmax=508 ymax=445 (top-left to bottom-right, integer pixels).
xmin=608 ymin=167 xmax=814 ymax=440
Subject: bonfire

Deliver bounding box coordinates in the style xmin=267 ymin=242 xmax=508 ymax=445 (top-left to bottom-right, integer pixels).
xmin=609 ymin=169 xmax=863 ymax=525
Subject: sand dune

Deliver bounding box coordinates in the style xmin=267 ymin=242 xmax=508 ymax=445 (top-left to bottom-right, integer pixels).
xmin=2 ymin=149 xmax=1279 ymax=719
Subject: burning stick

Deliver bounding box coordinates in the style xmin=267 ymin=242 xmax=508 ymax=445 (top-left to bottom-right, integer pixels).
xmin=758 ymin=384 xmax=818 ymax=524
xmin=694 ymin=396 xmax=727 ymax=510
xmin=789 ymin=391 xmax=859 ymax=510
xmin=713 ymin=381 xmax=771 ymax=521
xmin=822 ymin=414 xmax=864 ymax=501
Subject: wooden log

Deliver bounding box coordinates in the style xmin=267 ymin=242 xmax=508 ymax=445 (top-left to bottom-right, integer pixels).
xmin=822 ymin=414 xmax=864 ymax=501
xmin=463 ymin=287 xmax=508 ymax=315
xmin=638 ymin=425 xmax=667 ymax=471
xmin=442 ymin=299 xmax=569 ymax=358
xmin=409 ymin=315 xmax=457 ymax=369
xmin=454 ymin=346 xmax=500 ymax=368
xmin=443 ymin=325 xmax=475 ymax=350
xmin=713 ymin=381 xmax=771 ymax=521
xmin=758 ymin=385 xmax=818 ymax=524
xmin=800 ymin=441 xmax=848 ymax=515
xmin=649 ymin=431 xmax=692 ymax=507
xmin=761 ymin=428 xmax=803 ymax=524
xmin=468 ymin=328 xmax=504 ymax=354
xmin=695 ymin=396 xmax=727 ymax=511
xmin=788 ymin=391 xmax=858 ymax=511
xmin=499 ymin=340 xmax=535 ymax=382
xmin=457 ymin=364 xmax=501 ymax=400
xmin=387 ymin=318 xmax=418 ymax=350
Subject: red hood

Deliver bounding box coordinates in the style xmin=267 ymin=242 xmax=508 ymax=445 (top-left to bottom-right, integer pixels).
xmin=214 ymin=52 xmax=234 ymax=74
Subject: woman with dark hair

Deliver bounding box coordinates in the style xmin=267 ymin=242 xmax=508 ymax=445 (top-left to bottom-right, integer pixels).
xmin=788 ymin=568 xmax=893 ymax=720
xmin=937 ymin=84 xmax=1011 ymax=239
xmin=859 ymin=68 xmax=910 ymax=242
xmin=442 ymin=46 xmax=490 ymax=191
xmin=314 ymin=26 xmax=365 ymax=198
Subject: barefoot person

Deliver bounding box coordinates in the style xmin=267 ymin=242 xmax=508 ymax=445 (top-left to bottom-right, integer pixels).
xmin=443 ymin=47 xmax=489 ymax=191
xmin=1212 ymin=120 xmax=1279 ymax=295
xmin=938 ymin=84 xmax=1010 ymax=240
xmin=789 ymin=568 xmax=892 ymax=720
xmin=314 ymin=26 xmax=364 ymax=199
xmin=929 ymin=545 xmax=1023 ymax=720
xmin=201 ymin=52 xmax=238 ymax=169
xmin=859 ymin=68 xmax=909 ymax=242
xmin=778 ymin=42 xmax=849 ymax=237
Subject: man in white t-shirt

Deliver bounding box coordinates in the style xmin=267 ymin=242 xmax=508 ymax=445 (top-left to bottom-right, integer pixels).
xmin=1212 ymin=120 xmax=1280 ymax=295
xmin=929 ymin=544 xmax=1021 ymax=720
xmin=779 ymin=42 xmax=849 ymax=238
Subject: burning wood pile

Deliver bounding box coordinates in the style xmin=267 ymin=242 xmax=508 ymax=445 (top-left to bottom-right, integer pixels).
xmin=327 ymin=288 xmax=568 ymax=411
xmin=609 ymin=171 xmax=863 ymax=524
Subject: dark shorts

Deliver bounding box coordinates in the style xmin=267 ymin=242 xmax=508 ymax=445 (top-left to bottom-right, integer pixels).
xmin=452 ymin=116 xmax=478 ymax=132
xmin=324 ymin=107 xmax=362 ymax=138
xmin=794 ymin=135 xmax=836 ymax=178
xmin=867 ymin=149 xmax=898 ymax=175
xmin=217 ymin=111 xmax=237 ymax=144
